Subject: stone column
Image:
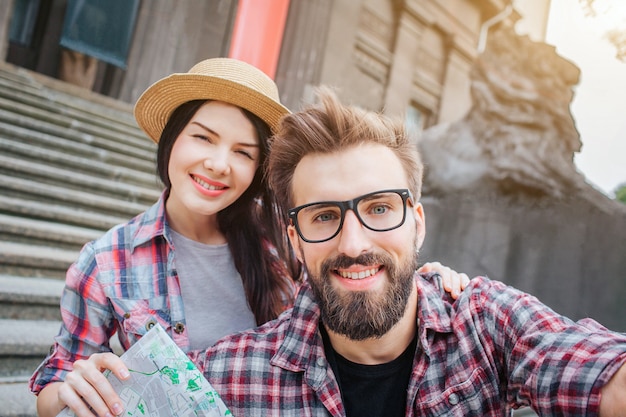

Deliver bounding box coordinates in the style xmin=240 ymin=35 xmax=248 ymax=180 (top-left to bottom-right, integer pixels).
xmin=0 ymin=0 xmax=15 ymax=61
xmin=437 ymin=35 xmax=475 ymax=123
xmin=383 ymin=7 xmax=425 ymax=117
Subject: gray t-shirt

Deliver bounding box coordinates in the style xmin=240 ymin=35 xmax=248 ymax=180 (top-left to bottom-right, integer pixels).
xmin=171 ymin=230 xmax=257 ymax=350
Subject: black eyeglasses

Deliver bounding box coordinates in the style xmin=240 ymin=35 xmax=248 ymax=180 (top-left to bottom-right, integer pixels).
xmin=288 ymin=189 xmax=414 ymax=243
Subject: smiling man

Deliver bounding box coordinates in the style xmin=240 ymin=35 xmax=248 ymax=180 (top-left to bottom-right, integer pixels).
xmin=192 ymin=88 xmax=626 ymax=416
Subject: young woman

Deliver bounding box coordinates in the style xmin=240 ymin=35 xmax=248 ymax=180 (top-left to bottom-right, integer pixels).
xmin=30 ymin=58 xmax=468 ymax=417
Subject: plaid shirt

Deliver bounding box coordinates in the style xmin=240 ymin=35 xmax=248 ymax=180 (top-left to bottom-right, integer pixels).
xmin=30 ymin=193 xmax=295 ymax=394
xmin=29 ymin=193 xmax=184 ymax=394
xmin=193 ymin=274 xmax=626 ymax=417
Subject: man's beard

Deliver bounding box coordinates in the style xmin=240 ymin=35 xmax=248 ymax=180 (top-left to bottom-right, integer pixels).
xmin=304 ymin=247 xmax=419 ymax=341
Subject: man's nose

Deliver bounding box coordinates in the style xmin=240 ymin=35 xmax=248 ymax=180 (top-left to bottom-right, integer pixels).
xmin=336 ymin=209 xmax=372 ymax=258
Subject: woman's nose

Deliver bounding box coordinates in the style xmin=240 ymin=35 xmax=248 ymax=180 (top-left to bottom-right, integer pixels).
xmin=203 ymin=150 xmax=231 ymax=175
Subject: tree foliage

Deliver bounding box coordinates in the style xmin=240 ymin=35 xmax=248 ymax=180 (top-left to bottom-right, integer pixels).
xmin=579 ymin=0 xmax=626 ymax=62
xmin=614 ymin=183 xmax=626 ymax=204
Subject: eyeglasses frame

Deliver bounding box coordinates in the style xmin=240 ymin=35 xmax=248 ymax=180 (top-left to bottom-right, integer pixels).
xmin=288 ymin=188 xmax=414 ymax=243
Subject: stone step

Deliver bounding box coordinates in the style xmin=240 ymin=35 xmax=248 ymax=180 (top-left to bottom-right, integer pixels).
xmin=0 ymin=319 xmax=60 ymax=376
xmin=0 ymin=84 xmax=151 ymax=150
xmin=0 ymin=213 xmax=100 ymax=250
xmin=0 ymin=195 xmax=127 ymax=232
xmin=0 ymin=379 xmax=37 ymax=417
xmin=0 ymin=241 xmax=77 ymax=279
xmin=0 ymin=152 xmax=160 ymax=204
xmin=0 ymin=174 xmax=149 ymax=220
xmin=0 ymin=135 xmax=159 ymax=190
xmin=0 ymin=275 xmax=63 ymax=321
xmin=0 ymin=109 xmax=155 ymax=173
xmin=0 ymin=96 xmax=155 ymax=161
xmin=0 ymin=64 xmax=144 ymax=142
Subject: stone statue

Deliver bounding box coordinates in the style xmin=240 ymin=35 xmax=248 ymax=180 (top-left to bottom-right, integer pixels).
xmin=418 ymin=24 xmax=617 ymax=212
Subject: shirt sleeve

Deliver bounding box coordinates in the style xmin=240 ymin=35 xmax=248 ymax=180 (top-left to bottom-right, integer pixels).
xmin=29 ymin=241 xmax=117 ymax=394
xmin=472 ymin=279 xmax=626 ymax=415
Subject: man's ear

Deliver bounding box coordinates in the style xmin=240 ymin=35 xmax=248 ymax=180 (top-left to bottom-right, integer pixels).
xmin=287 ymin=225 xmax=304 ymax=263
xmin=413 ymin=202 xmax=426 ymax=250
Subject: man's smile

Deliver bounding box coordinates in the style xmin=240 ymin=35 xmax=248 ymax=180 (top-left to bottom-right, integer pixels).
xmin=336 ymin=266 xmax=381 ymax=280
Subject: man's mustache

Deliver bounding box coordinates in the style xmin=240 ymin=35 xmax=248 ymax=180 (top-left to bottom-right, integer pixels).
xmin=321 ymin=252 xmax=389 ymax=272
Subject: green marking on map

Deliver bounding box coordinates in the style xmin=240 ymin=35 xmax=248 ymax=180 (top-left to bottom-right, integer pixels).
xmin=187 ymin=375 xmax=201 ymax=392
xmin=161 ymin=366 xmax=180 ymax=385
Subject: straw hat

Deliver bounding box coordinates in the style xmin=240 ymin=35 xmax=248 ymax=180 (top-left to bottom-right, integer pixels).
xmin=134 ymin=58 xmax=290 ymax=142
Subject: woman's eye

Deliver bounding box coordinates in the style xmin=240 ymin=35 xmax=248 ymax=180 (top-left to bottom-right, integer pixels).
xmin=193 ymin=134 xmax=212 ymax=142
xmin=236 ymin=150 xmax=254 ymax=160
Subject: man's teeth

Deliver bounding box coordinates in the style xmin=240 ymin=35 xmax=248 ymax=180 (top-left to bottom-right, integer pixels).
xmin=194 ymin=176 xmax=225 ymax=190
xmin=339 ymin=268 xmax=379 ymax=280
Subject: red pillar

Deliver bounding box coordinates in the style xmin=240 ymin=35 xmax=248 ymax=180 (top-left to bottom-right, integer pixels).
xmin=228 ymin=0 xmax=290 ymax=79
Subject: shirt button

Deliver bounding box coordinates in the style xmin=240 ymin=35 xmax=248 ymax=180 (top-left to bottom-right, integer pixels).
xmin=174 ymin=322 xmax=185 ymax=334
xmin=123 ymin=312 xmax=131 ymax=319
xmin=145 ymin=320 xmax=157 ymax=331
xmin=316 ymin=357 xmax=325 ymax=367
xmin=448 ymin=393 xmax=460 ymax=406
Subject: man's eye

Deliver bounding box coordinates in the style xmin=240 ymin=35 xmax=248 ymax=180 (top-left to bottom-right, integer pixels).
xmin=313 ymin=212 xmax=338 ymax=223
xmin=371 ymin=205 xmax=388 ymax=215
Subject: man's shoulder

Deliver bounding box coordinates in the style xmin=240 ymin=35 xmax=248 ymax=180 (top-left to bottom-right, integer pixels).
xmin=418 ymin=271 xmax=495 ymax=301
xmin=208 ymin=309 xmax=293 ymax=358
xmin=417 ymin=272 xmax=521 ymax=328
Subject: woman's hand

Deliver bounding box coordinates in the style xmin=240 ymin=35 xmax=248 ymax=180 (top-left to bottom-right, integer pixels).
xmin=418 ymin=262 xmax=470 ymax=299
xmin=37 ymin=352 xmax=130 ymax=417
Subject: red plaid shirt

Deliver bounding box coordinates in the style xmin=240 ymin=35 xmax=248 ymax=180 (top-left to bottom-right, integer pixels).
xmin=192 ymin=274 xmax=626 ymax=416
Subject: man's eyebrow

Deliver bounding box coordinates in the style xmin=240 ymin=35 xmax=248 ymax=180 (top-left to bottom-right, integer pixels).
xmin=190 ymin=121 xmax=259 ymax=147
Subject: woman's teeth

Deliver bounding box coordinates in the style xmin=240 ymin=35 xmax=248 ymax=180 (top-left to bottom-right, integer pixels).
xmin=193 ymin=176 xmax=225 ymax=190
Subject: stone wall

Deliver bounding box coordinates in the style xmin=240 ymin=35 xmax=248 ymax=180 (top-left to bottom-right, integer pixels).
xmin=420 ymin=193 xmax=626 ymax=332
xmin=118 ymin=0 xmax=237 ymax=103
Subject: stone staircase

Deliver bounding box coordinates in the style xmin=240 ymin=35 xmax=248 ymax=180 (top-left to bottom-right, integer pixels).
xmin=0 ymin=62 xmax=160 ymax=416
xmin=0 ymin=63 xmax=542 ymax=417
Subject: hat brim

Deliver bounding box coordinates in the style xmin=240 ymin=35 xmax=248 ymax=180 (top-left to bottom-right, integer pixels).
xmin=134 ymin=73 xmax=290 ymax=143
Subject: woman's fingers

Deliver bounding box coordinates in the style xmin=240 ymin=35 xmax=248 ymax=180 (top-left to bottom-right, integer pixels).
xmin=59 ymin=353 xmax=129 ymax=417
xmin=460 ymin=273 xmax=470 ymax=289
xmin=419 ymin=262 xmax=471 ymax=299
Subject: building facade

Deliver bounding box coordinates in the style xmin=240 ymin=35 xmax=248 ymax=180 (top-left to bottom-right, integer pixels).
xmin=0 ymin=0 xmax=551 ymax=127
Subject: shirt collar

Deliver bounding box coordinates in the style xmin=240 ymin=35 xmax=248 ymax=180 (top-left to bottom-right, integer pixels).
xmin=272 ymin=283 xmax=323 ymax=372
xmin=416 ymin=271 xmax=454 ymax=333
xmin=130 ymin=190 xmax=171 ymax=250
xmin=271 ymin=272 xmax=457 ymax=371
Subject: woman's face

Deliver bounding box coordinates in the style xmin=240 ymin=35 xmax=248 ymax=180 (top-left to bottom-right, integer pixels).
xmin=166 ymin=101 xmax=260 ymax=219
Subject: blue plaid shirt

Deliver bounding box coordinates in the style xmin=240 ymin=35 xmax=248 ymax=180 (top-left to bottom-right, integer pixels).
xmin=30 ymin=193 xmax=295 ymax=394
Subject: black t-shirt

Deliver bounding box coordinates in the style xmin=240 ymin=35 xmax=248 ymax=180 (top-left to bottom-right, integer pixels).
xmin=321 ymin=326 xmax=417 ymax=417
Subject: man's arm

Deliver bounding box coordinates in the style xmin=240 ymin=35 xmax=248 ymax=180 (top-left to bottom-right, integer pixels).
xmin=599 ymin=362 xmax=626 ymax=417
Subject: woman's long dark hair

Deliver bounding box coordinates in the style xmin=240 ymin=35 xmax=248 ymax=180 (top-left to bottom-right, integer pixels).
xmin=157 ymin=100 xmax=299 ymax=324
